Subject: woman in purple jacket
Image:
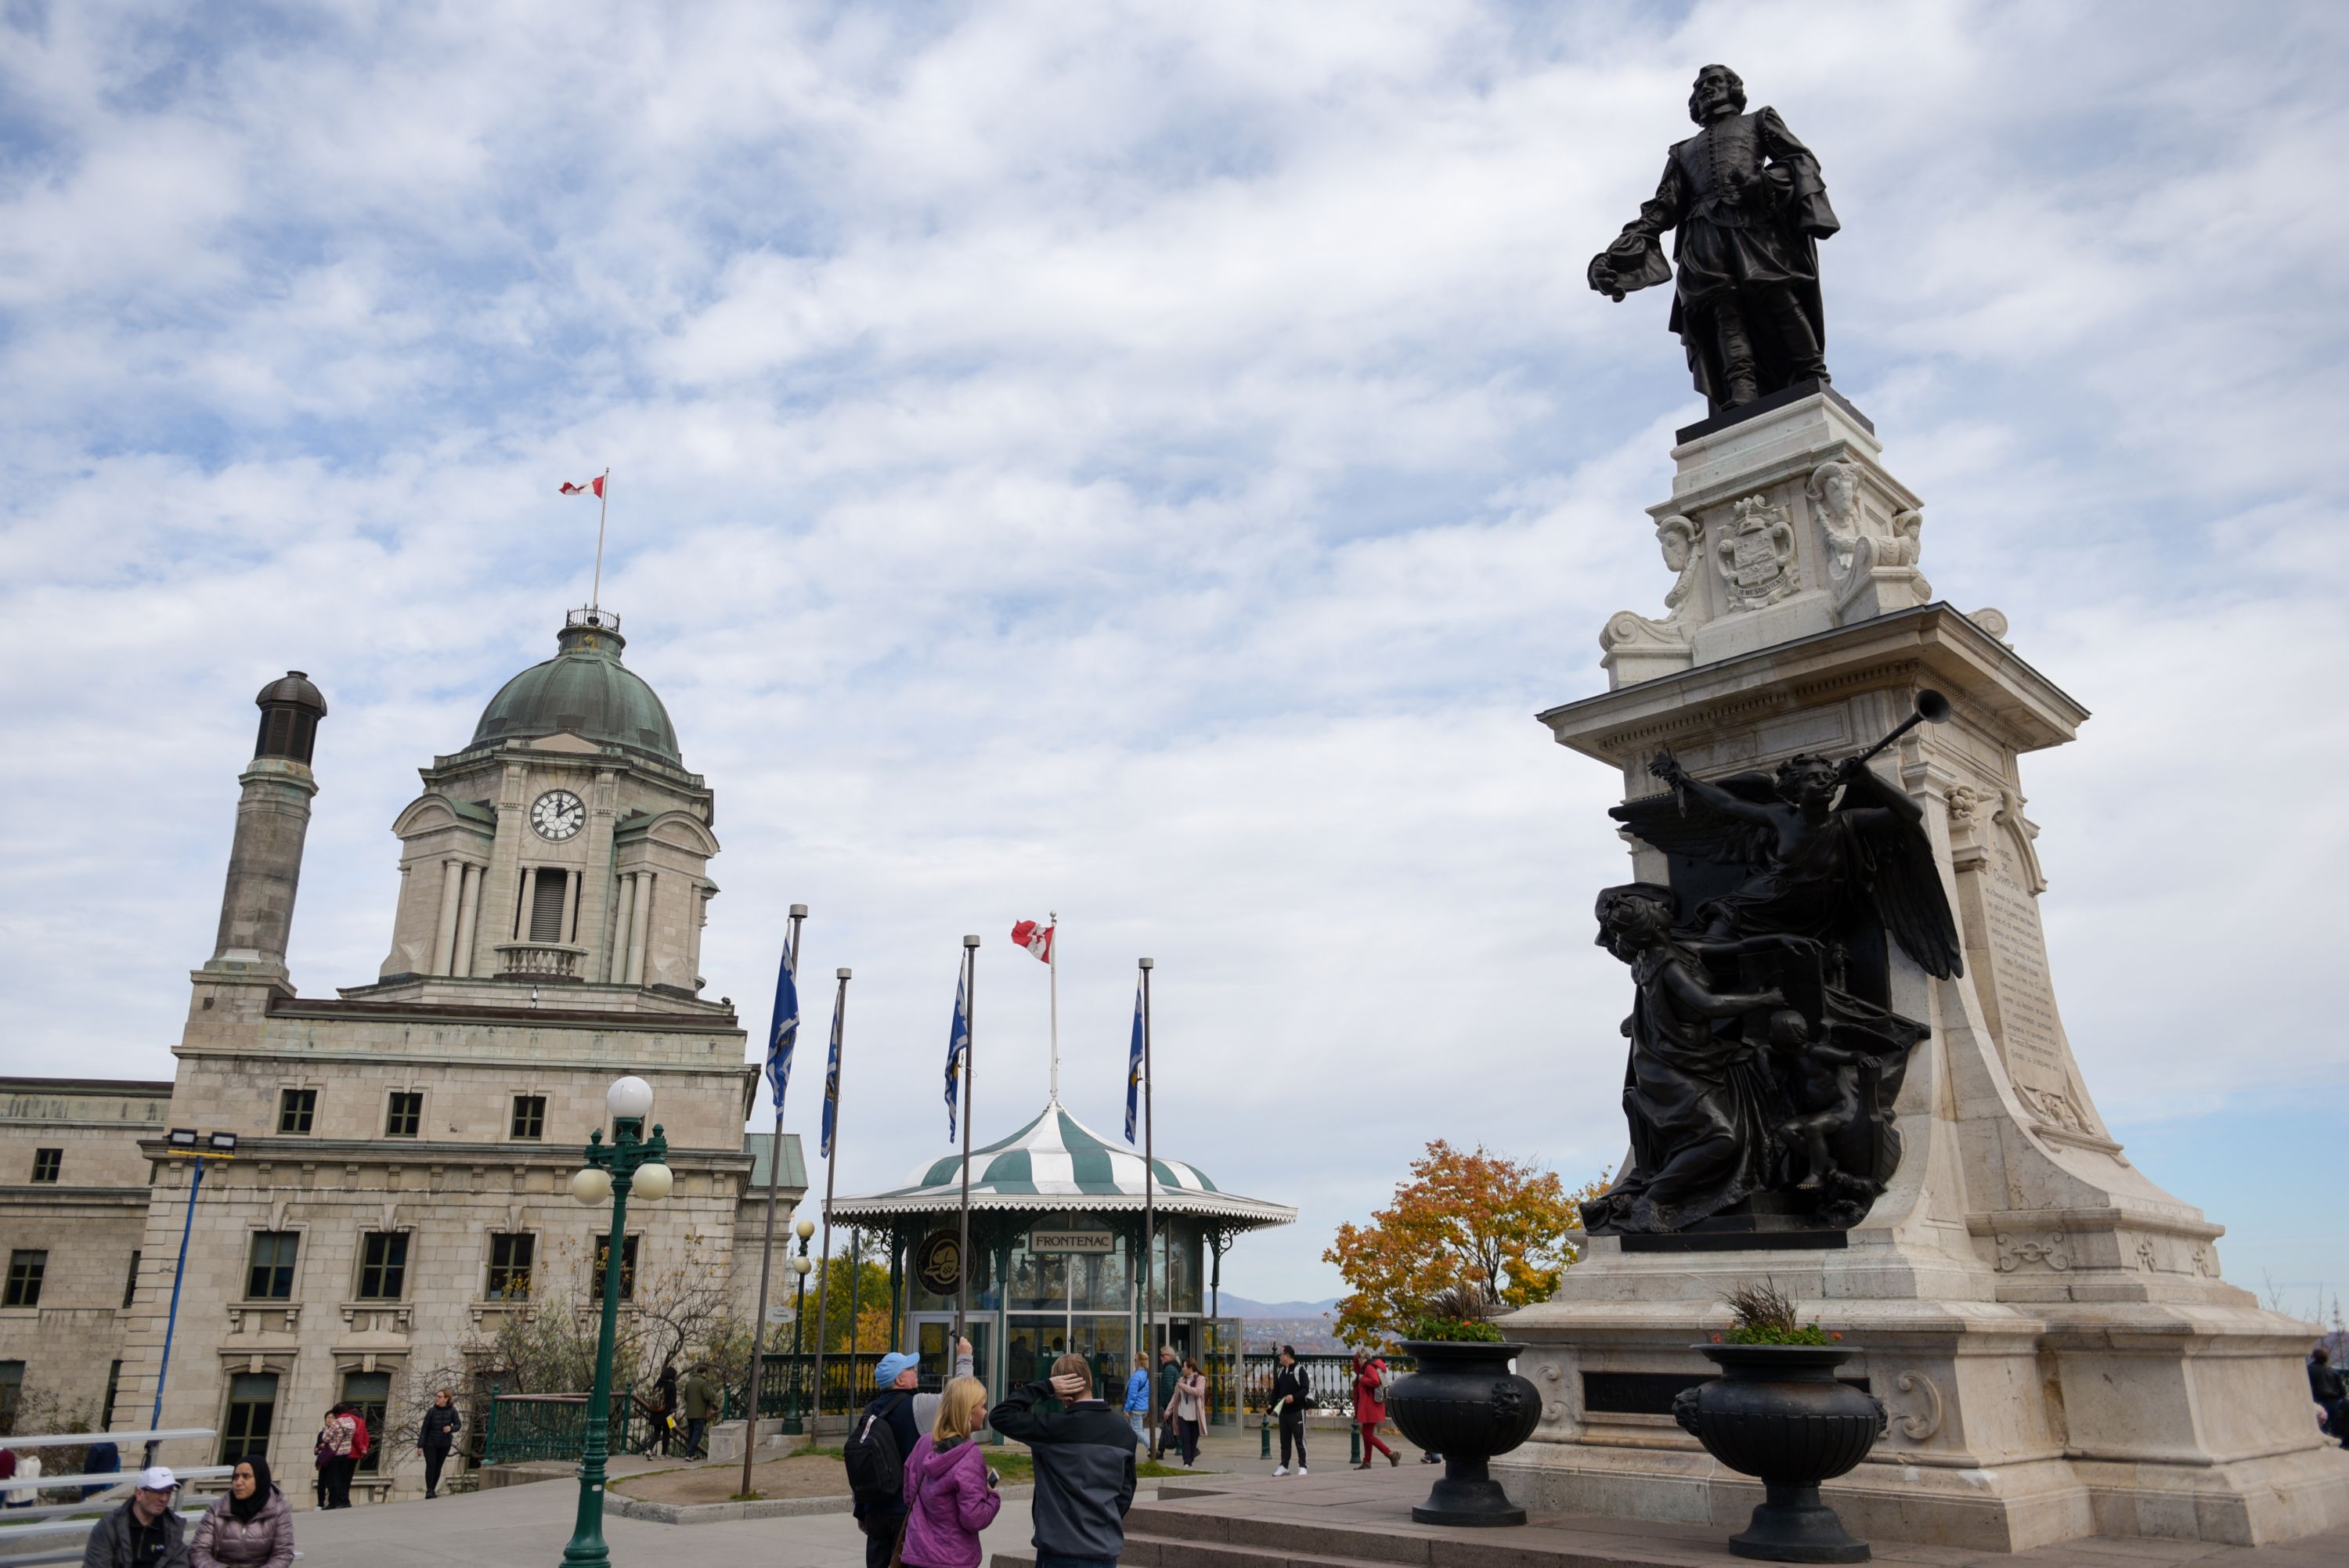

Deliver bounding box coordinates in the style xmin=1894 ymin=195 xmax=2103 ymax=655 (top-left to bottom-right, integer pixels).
xmin=898 ymin=1376 xmax=1003 ymax=1568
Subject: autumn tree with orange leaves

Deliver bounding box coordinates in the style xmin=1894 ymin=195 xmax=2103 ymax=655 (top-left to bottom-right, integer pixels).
xmin=1323 ymin=1140 xmax=1608 ymax=1348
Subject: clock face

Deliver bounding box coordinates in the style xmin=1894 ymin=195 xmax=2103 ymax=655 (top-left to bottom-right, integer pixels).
xmin=529 ymin=789 xmax=586 ymax=841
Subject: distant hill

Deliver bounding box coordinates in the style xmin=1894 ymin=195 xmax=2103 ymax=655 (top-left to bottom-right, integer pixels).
xmin=1216 ymin=1293 xmax=1340 ymax=1318
xmin=1218 ymin=1293 xmax=1346 ymax=1353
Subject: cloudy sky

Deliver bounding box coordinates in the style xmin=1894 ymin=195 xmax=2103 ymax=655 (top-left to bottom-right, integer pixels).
xmin=3 ymin=2 xmax=2343 ymax=1314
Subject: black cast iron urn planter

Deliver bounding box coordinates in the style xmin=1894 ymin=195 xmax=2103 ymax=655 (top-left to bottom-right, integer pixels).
xmin=1385 ymin=1339 xmax=1541 ymax=1526
xmin=1672 ymin=1343 xmax=1889 ymax=1563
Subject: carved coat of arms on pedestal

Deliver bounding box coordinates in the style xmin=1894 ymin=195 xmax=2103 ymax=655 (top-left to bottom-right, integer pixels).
xmin=1715 ymin=494 xmax=1799 ymax=610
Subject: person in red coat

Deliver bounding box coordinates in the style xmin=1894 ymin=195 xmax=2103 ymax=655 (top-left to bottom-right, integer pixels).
xmin=1351 ymin=1349 xmax=1399 ymax=1467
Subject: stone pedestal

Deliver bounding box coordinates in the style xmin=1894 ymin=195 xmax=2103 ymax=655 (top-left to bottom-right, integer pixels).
xmin=1499 ymin=392 xmax=2349 ymax=1552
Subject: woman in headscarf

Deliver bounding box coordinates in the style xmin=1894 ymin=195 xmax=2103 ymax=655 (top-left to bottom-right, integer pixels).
xmin=191 ymin=1454 xmax=295 ymax=1568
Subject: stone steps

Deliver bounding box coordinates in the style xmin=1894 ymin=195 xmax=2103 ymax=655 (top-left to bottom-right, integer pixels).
xmin=989 ymin=1491 xmax=1735 ymax=1568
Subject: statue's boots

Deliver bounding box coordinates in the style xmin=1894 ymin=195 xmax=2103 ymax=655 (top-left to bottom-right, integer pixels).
xmin=1710 ymin=297 xmax=1763 ymax=406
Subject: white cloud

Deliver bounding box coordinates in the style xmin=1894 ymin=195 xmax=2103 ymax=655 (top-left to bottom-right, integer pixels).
xmin=2 ymin=1 xmax=2344 ymax=1307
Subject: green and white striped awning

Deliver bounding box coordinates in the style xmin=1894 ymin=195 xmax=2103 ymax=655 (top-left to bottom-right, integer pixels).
xmin=824 ymin=1101 xmax=1294 ymax=1229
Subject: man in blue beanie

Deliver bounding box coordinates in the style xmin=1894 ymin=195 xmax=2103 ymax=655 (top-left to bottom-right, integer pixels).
xmin=849 ymin=1351 xmax=923 ymax=1568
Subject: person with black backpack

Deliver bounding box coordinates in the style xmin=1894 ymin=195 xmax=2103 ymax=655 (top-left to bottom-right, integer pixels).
xmin=848 ymin=1350 xmax=924 ymax=1568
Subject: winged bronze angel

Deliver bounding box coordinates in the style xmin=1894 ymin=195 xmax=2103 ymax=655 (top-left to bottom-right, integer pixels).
xmin=1582 ymin=701 xmax=1962 ymax=1235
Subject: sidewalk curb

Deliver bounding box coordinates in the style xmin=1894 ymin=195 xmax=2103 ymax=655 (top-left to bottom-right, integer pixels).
xmin=603 ymin=1482 xmax=1037 ymax=1526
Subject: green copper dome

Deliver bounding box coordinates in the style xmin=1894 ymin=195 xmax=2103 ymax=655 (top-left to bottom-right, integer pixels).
xmin=470 ymin=618 xmax=682 ymax=765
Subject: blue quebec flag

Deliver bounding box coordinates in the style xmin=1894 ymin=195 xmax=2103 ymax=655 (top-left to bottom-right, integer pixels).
xmin=1124 ymin=980 xmax=1145 ymax=1142
xmin=819 ymin=988 xmax=843 ymax=1159
xmin=763 ymin=936 xmax=799 ymax=1113
xmin=945 ymin=967 xmax=970 ymax=1141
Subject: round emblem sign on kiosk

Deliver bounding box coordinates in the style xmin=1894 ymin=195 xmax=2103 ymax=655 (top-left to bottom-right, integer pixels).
xmin=915 ymin=1230 xmax=966 ymax=1295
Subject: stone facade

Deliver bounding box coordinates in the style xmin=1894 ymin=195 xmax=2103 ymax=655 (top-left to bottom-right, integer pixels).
xmin=0 ymin=621 xmax=804 ymax=1502
xmin=0 ymin=1079 xmax=171 ymax=1430
xmin=1499 ymin=391 xmax=2349 ymax=1551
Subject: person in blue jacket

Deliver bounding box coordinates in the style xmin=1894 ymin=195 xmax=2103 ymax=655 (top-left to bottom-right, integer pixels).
xmin=1120 ymin=1354 xmax=1152 ymax=1445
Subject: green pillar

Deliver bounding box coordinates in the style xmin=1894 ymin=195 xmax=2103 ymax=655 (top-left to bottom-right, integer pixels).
xmin=887 ymin=1225 xmax=905 ymax=1350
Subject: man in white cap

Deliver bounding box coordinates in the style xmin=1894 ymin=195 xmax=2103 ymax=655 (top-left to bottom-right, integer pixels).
xmin=80 ymin=1465 xmax=189 ymax=1567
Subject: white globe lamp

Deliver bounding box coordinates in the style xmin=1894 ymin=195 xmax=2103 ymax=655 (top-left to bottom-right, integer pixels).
xmin=607 ymin=1076 xmax=655 ymax=1121
xmin=572 ymin=1166 xmax=613 ymax=1206
xmin=633 ymin=1161 xmax=674 ymax=1202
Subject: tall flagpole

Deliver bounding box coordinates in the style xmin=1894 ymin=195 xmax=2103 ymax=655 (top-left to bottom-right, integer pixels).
xmin=1048 ymin=911 xmax=1060 ymax=1105
xmin=809 ymin=968 xmax=853 ymax=1433
xmin=590 ymin=468 xmax=612 ymax=612
xmin=1139 ymin=957 xmax=1156 ymax=1361
xmin=741 ymin=904 xmax=805 ymax=1496
xmin=955 ymin=934 xmax=980 ymax=1345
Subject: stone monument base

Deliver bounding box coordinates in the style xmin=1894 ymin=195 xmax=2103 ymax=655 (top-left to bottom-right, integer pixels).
xmin=1493 ymin=1264 xmax=2349 ymax=1552
xmin=1526 ymin=387 xmax=2349 ymax=1552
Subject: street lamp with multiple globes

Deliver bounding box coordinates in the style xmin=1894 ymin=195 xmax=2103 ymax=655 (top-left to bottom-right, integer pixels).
xmin=784 ymin=1215 xmax=816 ymax=1433
xmin=560 ymin=1076 xmax=673 ymax=1568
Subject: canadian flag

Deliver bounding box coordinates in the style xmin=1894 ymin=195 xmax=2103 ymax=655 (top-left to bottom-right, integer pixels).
xmin=559 ymin=476 xmax=605 ymax=498
xmin=1010 ymin=919 xmax=1054 ymax=964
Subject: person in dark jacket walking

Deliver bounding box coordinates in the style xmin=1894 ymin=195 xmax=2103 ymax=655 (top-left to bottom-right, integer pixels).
xmin=990 ymin=1354 xmax=1137 ymax=1568
xmin=652 ymin=1362 xmax=680 ymax=1455
xmin=1268 ymin=1346 xmax=1310 ymax=1476
xmin=417 ymin=1389 xmax=462 ymax=1498
xmin=81 ymin=1465 xmax=189 ymax=1568
xmin=2311 ymin=1346 xmax=2349 ymax=1447
xmin=677 ymin=1364 xmax=719 ymax=1461
xmin=853 ymin=1351 xmax=924 ymax=1568
xmin=1149 ymin=1346 xmax=1179 ymax=1461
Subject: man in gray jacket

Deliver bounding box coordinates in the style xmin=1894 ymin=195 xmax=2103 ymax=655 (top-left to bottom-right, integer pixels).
xmin=81 ymin=1465 xmax=189 ymax=1568
xmin=990 ymin=1354 xmax=1137 ymax=1568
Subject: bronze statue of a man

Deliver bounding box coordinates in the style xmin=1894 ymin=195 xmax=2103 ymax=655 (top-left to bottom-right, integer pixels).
xmin=1588 ymin=64 xmax=1840 ymax=414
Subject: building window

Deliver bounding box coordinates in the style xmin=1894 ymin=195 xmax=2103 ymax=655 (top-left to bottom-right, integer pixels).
xmin=384 ymin=1090 xmax=423 ymax=1138
xmin=590 ymin=1235 xmax=639 ymax=1302
xmin=0 ymin=1362 xmax=21 ymax=1430
xmin=529 ymin=871 xmax=570 ymax=943
xmin=357 ymin=1233 xmax=408 ymax=1301
xmin=485 ymin=1234 xmax=535 ymax=1301
xmin=30 ymin=1148 xmax=61 ymax=1184
xmin=100 ymin=1360 xmax=122 ymax=1428
xmin=277 ymin=1088 xmax=316 ymax=1134
xmin=123 ymin=1251 xmax=141 ymax=1310
xmin=245 ymin=1232 xmax=299 ymax=1300
xmin=220 ymin=1372 xmax=276 ymax=1465
xmin=4 ymin=1252 xmax=45 ymax=1308
xmin=510 ymin=1095 xmax=547 ymax=1141
xmin=342 ymin=1371 xmax=392 ymax=1473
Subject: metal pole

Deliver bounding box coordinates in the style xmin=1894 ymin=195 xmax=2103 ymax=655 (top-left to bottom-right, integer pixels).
xmin=954 ymin=935 xmax=980 ymax=1343
xmin=145 ymin=1155 xmax=207 ymax=1464
xmin=590 ymin=468 xmax=611 ymax=611
xmin=1139 ymin=958 xmax=1156 ymax=1364
xmin=809 ymin=969 xmax=852 ymax=1426
xmin=563 ymin=1116 xmax=660 ymax=1568
xmin=1047 ymin=911 xmax=1059 ymax=1105
xmin=846 ymin=1227 xmax=862 ymax=1384
xmin=740 ymin=905 xmax=805 ymax=1498
xmin=788 ymin=1243 xmax=809 ymax=1433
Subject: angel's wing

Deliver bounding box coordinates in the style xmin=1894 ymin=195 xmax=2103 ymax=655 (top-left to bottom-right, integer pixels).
xmin=1610 ymin=773 xmax=1779 ymax=867
xmin=1841 ymin=770 xmax=1965 ymax=980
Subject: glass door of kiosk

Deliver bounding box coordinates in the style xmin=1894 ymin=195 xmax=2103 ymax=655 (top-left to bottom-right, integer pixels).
xmin=916 ymin=1317 xmax=990 ymax=1393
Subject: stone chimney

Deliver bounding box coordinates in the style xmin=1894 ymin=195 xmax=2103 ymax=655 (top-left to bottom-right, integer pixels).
xmin=202 ymin=671 xmax=328 ymax=986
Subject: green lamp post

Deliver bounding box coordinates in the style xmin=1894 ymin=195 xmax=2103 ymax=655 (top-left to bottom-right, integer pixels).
xmin=784 ymin=1216 xmax=816 ymax=1434
xmin=561 ymin=1075 xmax=673 ymax=1568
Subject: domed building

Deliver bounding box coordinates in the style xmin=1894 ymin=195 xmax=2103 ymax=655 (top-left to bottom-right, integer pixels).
xmin=0 ymin=610 xmax=805 ymax=1503
xmin=370 ymin=610 xmax=722 ymax=997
